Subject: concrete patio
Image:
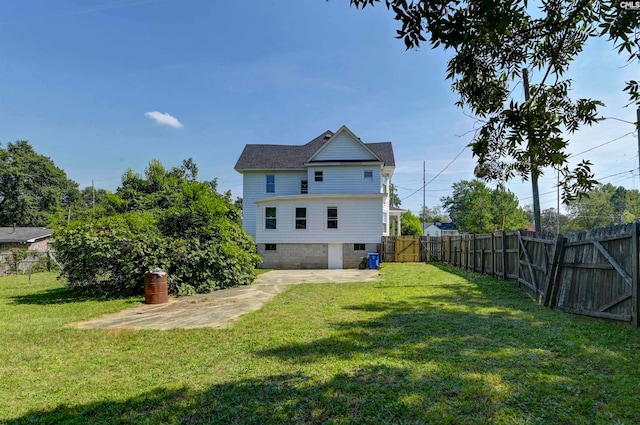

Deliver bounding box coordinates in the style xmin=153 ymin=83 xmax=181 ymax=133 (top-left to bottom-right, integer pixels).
xmin=72 ymin=269 xmax=381 ymax=331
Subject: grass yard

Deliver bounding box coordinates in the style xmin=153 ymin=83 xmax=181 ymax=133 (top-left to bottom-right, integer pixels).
xmin=1 ymin=264 xmax=640 ymax=424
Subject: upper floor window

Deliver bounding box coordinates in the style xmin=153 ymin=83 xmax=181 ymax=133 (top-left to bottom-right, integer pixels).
xmin=327 ymin=206 xmax=338 ymax=229
xmin=301 ymin=180 xmax=308 ymax=194
xmin=266 ymin=175 xmax=275 ymax=193
xmin=295 ymin=207 xmax=307 ymax=229
xmin=363 ymin=170 xmax=373 ymax=182
xmin=265 ymin=207 xmax=277 ymax=229
xmin=314 ymin=171 xmax=323 ymax=182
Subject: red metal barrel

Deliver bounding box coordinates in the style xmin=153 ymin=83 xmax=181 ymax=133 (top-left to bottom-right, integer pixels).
xmin=144 ymin=269 xmax=168 ymax=304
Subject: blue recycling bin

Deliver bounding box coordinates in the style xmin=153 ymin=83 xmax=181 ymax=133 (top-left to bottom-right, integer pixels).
xmin=368 ymin=253 xmax=379 ymax=269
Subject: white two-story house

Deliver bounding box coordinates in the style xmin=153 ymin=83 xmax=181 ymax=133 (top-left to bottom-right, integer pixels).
xmin=234 ymin=125 xmax=396 ymax=269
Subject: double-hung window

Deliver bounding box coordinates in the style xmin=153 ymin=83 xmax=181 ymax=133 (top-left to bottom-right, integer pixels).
xmin=295 ymin=207 xmax=307 ymax=229
xmin=363 ymin=170 xmax=373 ymax=182
xmin=327 ymin=206 xmax=338 ymax=229
xmin=265 ymin=207 xmax=277 ymax=229
xmin=266 ymin=175 xmax=275 ymax=193
xmin=314 ymin=171 xmax=323 ymax=182
xmin=300 ymin=180 xmax=308 ymax=194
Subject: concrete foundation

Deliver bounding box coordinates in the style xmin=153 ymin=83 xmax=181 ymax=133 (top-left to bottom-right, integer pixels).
xmin=258 ymin=242 xmax=379 ymax=269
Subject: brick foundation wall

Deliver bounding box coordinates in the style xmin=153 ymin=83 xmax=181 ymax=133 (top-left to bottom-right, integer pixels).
xmin=257 ymin=242 xmax=380 ymax=269
xmin=258 ymin=243 xmax=328 ymax=269
xmin=342 ymin=243 xmax=378 ymax=268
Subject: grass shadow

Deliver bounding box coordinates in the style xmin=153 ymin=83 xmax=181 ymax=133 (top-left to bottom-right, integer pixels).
xmin=6 ymin=365 xmax=511 ymax=424
xmin=9 ymin=286 xmax=135 ymax=305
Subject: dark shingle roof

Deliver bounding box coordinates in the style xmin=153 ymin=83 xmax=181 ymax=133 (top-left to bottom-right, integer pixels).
xmin=435 ymin=222 xmax=458 ymax=231
xmin=0 ymin=227 xmax=53 ymax=243
xmin=234 ymin=130 xmax=395 ymax=170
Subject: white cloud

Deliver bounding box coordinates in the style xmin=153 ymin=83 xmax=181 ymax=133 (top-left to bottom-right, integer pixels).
xmin=144 ymin=111 xmax=184 ymax=129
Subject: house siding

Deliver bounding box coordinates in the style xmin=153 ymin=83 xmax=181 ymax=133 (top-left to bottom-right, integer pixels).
xmin=243 ymin=171 xmax=307 ymax=238
xmin=255 ymin=198 xmax=382 ymax=244
xmin=307 ymin=165 xmax=381 ymax=195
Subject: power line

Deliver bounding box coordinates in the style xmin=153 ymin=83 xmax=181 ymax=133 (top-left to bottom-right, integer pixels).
xmin=401 ymin=145 xmax=469 ymax=201
xmin=569 ymin=132 xmax=635 ymax=158
xmin=518 ymin=169 xmax=637 ymax=202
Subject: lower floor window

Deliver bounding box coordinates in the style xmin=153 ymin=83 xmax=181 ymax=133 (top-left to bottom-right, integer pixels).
xmin=265 ymin=207 xmax=277 ymax=229
xmin=295 ymin=207 xmax=307 ymax=229
xmin=354 ymin=243 xmax=366 ymax=251
xmin=265 ymin=244 xmax=277 ymax=251
xmin=327 ymin=206 xmax=338 ymax=229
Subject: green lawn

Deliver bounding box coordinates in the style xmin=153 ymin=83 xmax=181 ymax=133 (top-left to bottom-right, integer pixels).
xmin=2 ymin=264 xmax=640 ymax=424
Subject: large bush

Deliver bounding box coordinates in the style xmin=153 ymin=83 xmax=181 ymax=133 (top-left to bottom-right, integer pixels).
xmin=54 ymin=159 xmax=261 ymax=296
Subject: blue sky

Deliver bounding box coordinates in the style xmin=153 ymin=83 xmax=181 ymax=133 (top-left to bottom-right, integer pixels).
xmin=1 ymin=0 xmax=638 ymax=215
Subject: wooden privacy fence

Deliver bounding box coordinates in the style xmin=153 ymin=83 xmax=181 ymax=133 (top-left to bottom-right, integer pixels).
xmin=381 ymin=223 xmax=640 ymax=326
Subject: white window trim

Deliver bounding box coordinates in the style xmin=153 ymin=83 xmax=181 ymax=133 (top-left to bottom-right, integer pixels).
xmin=314 ymin=170 xmax=324 ymax=182
xmin=294 ymin=205 xmax=308 ymax=231
xmin=265 ymin=206 xmax=277 ymax=230
xmin=363 ymin=170 xmax=373 ymax=182
xmin=265 ymin=174 xmax=275 ymax=193
xmin=326 ymin=205 xmax=339 ymax=230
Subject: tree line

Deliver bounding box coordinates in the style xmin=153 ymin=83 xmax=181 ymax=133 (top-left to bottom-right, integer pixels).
xmin=396 ymin=180 xmax=640 ymax=236
xmin=1 ymin=140 xmax=259 ymax=296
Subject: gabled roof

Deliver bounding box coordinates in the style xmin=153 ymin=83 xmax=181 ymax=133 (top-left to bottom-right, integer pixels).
xmin=307 ymin=125 xmax=381 ymax=163
xmin=234 ymin=127 xmax=395 ymax=171
xmin=0 ymin=227 xmax=53 ymax=243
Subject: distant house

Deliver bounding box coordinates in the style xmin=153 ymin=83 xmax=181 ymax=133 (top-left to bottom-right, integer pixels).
xmin=234 ymin=125 xmax=396 ymax=269
xmin=424 ymin=222 xmax=459 ymax=237
xmin=0 ymin=227 xmax=54 ymax=275
xmin=0 ymin=227 xmax=53 ymax=251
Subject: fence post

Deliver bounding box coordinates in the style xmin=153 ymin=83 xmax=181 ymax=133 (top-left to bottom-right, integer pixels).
xmin=472 ymin=234 xmax=477 ymax=272
xmin=544 ymin=233 xmax=566 ymax=308
xmin=633 ymin=222 xmax=639 ymax=327
xmin=502 ymin=231 xmax=507 ymax=281
xmin=465 ymin=235 xmax=469 ymax=271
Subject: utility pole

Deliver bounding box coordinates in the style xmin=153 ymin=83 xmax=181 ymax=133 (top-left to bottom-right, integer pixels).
xmin=637 ymin=108 xmax=640 ymax=183
xmin=422 ymin=160 xmax=426 ymax=235
xmin=523 ymin=69 xmax=542 ymax=232
xmin=556 ymin=169 xmax=560 ymax=234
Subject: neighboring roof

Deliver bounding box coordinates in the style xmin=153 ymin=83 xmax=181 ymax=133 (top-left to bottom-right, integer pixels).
xmin=234 ymin=128 xmax=395 ymax=171
xmin=437 ymin=222 xmax=458 ymax=231
xmin=0 ymin=227 xmax=53 ymax=243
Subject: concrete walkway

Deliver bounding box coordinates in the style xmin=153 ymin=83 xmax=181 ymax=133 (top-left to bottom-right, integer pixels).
xmin=72 ymin=269 xmax=381 ymax=331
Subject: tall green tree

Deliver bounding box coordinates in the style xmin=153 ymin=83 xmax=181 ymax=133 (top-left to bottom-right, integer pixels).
xmin=420 ymin=205 xmax=449 ymax=225
xmin=564 ymin=184 xmax=639 ymax=232
xmin=0 ymin=141 xmax=80 ymax=227
xmin=401 ymin=210 xmax=423 ymax=235
xmin=524 ymin=206 xmax=571 ymax=234
xmin=441 ymin=180 xmax=528 ymax=233
xmin=389 ymin=183 xmax=402 ymax=208
xmin=349 ymin=0 xmax=638 ymax=205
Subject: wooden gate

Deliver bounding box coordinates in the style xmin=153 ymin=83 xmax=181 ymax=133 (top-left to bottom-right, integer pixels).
xmin=517 ymin=230 xmax=563 ymax=306
xmin=551 ymin=224 xmax=639 ymax=324
xmin=395 ymin=236 xmax=419 ymax=262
